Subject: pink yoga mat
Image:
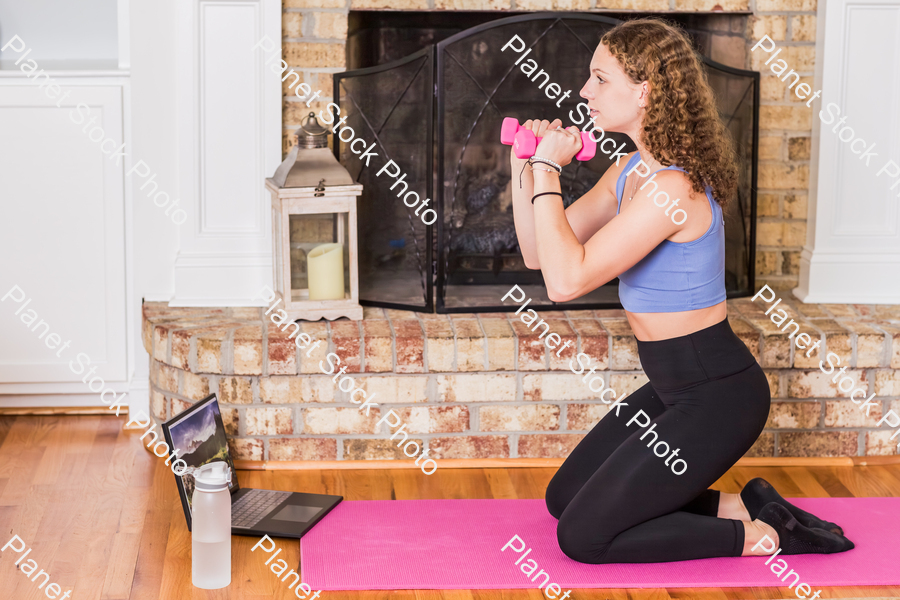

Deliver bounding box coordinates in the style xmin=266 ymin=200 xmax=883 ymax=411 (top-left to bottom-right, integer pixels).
xmin=300 ymin=498 xmax=899 ymax=590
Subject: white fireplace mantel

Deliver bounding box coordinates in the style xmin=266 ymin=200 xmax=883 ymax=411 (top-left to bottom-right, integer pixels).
xmin=795 ymin=0 xmax=900 ymax=304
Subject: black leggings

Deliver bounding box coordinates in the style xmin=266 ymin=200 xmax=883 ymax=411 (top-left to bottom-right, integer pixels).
xmin=546 ymin=317 xmax=771 ymax=564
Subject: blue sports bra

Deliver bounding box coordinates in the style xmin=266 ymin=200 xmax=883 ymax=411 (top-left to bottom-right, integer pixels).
xmin=614 ymin=153 xmax=726 ymax=313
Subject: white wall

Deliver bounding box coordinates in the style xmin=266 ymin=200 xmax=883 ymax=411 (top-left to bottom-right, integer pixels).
xmin=0 ymin=0 xmax=118 ymax=62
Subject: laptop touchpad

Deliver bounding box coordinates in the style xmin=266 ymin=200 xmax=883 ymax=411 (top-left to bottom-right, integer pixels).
xmin=271 ymin=505 xmax=322 ymax=523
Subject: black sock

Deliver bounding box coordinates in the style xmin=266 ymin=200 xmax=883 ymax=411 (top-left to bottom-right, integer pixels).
xmin=741 ymin=477 xmax=844 ymax=536
xmin=757 ymin=502 xmax=853 ymax=555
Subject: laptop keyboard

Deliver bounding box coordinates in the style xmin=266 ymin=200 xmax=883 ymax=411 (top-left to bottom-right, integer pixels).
xmin=232 ymin=489 xmax=292 ymax=529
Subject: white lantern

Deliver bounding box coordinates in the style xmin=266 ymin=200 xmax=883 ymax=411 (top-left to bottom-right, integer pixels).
xmin=266 ymin=113 xmax=363 ymax=321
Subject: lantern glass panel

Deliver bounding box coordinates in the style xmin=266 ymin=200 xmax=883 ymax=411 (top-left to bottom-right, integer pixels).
xmin=289 ymin=212 xmax=351 ymax=302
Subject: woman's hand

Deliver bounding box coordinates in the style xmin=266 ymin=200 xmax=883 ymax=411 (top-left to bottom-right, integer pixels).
xmin=534 ymin=123 xmax=583 ymax=167
xmin=510 ymin=118 xmax=568 ymax=168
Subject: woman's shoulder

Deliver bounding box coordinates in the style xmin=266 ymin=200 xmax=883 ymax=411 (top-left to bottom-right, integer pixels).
xmin=601 ymin=153 xmax=706 ymax=203
xmin=604 ymin=151 xmax=641 ymax=183
xmin=641 ymin=167 xmax=703 ymax=202
xmin=613 ymin=151 xmax=640 ymax=174
xmin=607 ymin=153 xmax=691 ymax=188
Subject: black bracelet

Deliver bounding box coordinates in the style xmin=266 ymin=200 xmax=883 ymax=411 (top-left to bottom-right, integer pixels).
xmin=532 ymin=192 xmax=564 ymax=204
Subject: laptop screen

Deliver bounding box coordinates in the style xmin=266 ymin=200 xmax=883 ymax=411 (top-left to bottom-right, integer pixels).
xmin=163 ymin=394 xmax=239 ymax=513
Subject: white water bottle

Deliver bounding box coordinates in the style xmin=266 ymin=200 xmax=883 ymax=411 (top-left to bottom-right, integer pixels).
xmin=192 ymin=461 xmax=232 ymax=589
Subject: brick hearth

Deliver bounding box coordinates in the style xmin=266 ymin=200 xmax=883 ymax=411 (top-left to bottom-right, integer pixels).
xmin=143 ymin=300 xmax=900 ymax=462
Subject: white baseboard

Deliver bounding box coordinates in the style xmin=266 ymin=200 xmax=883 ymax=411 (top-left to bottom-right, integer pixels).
xmin=0 ymin=381 xmax=129 ymax=395
xmin=0 ymin=394 xmax=121 ymax=409
xmin=0 ymin=376 xmax=146 ymax=412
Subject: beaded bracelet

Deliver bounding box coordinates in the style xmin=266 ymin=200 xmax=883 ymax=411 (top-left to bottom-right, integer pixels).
xmin=529 ymin=155 xmax=562 ymax=172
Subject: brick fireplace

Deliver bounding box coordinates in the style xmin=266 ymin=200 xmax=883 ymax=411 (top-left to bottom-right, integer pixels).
xmin=141 ymin=0 xmax=900 ymax=465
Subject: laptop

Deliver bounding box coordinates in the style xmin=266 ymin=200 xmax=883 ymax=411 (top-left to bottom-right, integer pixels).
xmin=162 ymin=393 xmax=342 ymax=539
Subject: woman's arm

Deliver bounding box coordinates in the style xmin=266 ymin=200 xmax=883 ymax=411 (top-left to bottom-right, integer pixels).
xmin=510 ymin=136 xmax=539 ymax=269
xmin=510 ymin=119 xmax=621 ymax=269
xmin=534 ymin=166 xmax=694 ymax=302
xmin=562 ymin=160 xmax=625 ymax=245
xmin=510 ymin=119 xmax=559 ymax=269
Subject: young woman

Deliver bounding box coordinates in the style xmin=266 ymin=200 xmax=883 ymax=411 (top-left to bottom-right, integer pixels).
xmin=511 ymin=18 xmax=855 ymax=564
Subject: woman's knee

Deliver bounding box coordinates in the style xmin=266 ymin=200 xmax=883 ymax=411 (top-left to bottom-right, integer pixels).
xmin=556 ymin=513 xmax=611 ymax=564
xmin=544 ymin=477 xmax=568 ymax=520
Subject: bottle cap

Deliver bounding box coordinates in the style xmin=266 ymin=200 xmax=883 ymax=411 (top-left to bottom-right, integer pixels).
xmin=194 ymin=461 xmax=232 ymax=491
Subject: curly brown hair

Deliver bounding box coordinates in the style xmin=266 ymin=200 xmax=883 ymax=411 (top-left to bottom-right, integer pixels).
xmin=601 ymin=18 xmax=738 ymax=206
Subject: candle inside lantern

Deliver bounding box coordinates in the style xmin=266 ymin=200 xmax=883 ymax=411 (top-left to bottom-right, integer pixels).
xmin=307 ymin=243 xmax=345 ymax=300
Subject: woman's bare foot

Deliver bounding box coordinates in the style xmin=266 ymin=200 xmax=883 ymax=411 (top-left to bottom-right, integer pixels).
xmin=742 ymin=519 xmax=778 ymax=556
xmin=717 ymin=491 xmax=751 ymax=521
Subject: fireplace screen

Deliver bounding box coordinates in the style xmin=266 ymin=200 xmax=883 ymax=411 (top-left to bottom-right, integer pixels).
xmin=334 ymin=13 xmax=759 ymax=313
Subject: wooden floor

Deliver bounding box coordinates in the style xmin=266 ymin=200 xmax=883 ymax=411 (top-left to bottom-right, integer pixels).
xmin=1 ymin=416 xmax=899 ymax=600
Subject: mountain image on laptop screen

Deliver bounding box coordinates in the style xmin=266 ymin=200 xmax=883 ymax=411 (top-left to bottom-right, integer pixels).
xmin=168 ymin=399 xmax=237 ymax=508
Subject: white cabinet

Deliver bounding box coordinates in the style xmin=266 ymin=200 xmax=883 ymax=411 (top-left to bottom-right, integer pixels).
xmin=0 ymin=79 xmax=131 ymax=405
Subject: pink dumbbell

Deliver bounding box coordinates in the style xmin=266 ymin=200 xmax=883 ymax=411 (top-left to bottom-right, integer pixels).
xmin=500 ymin=117 xmax=596 ymax=161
